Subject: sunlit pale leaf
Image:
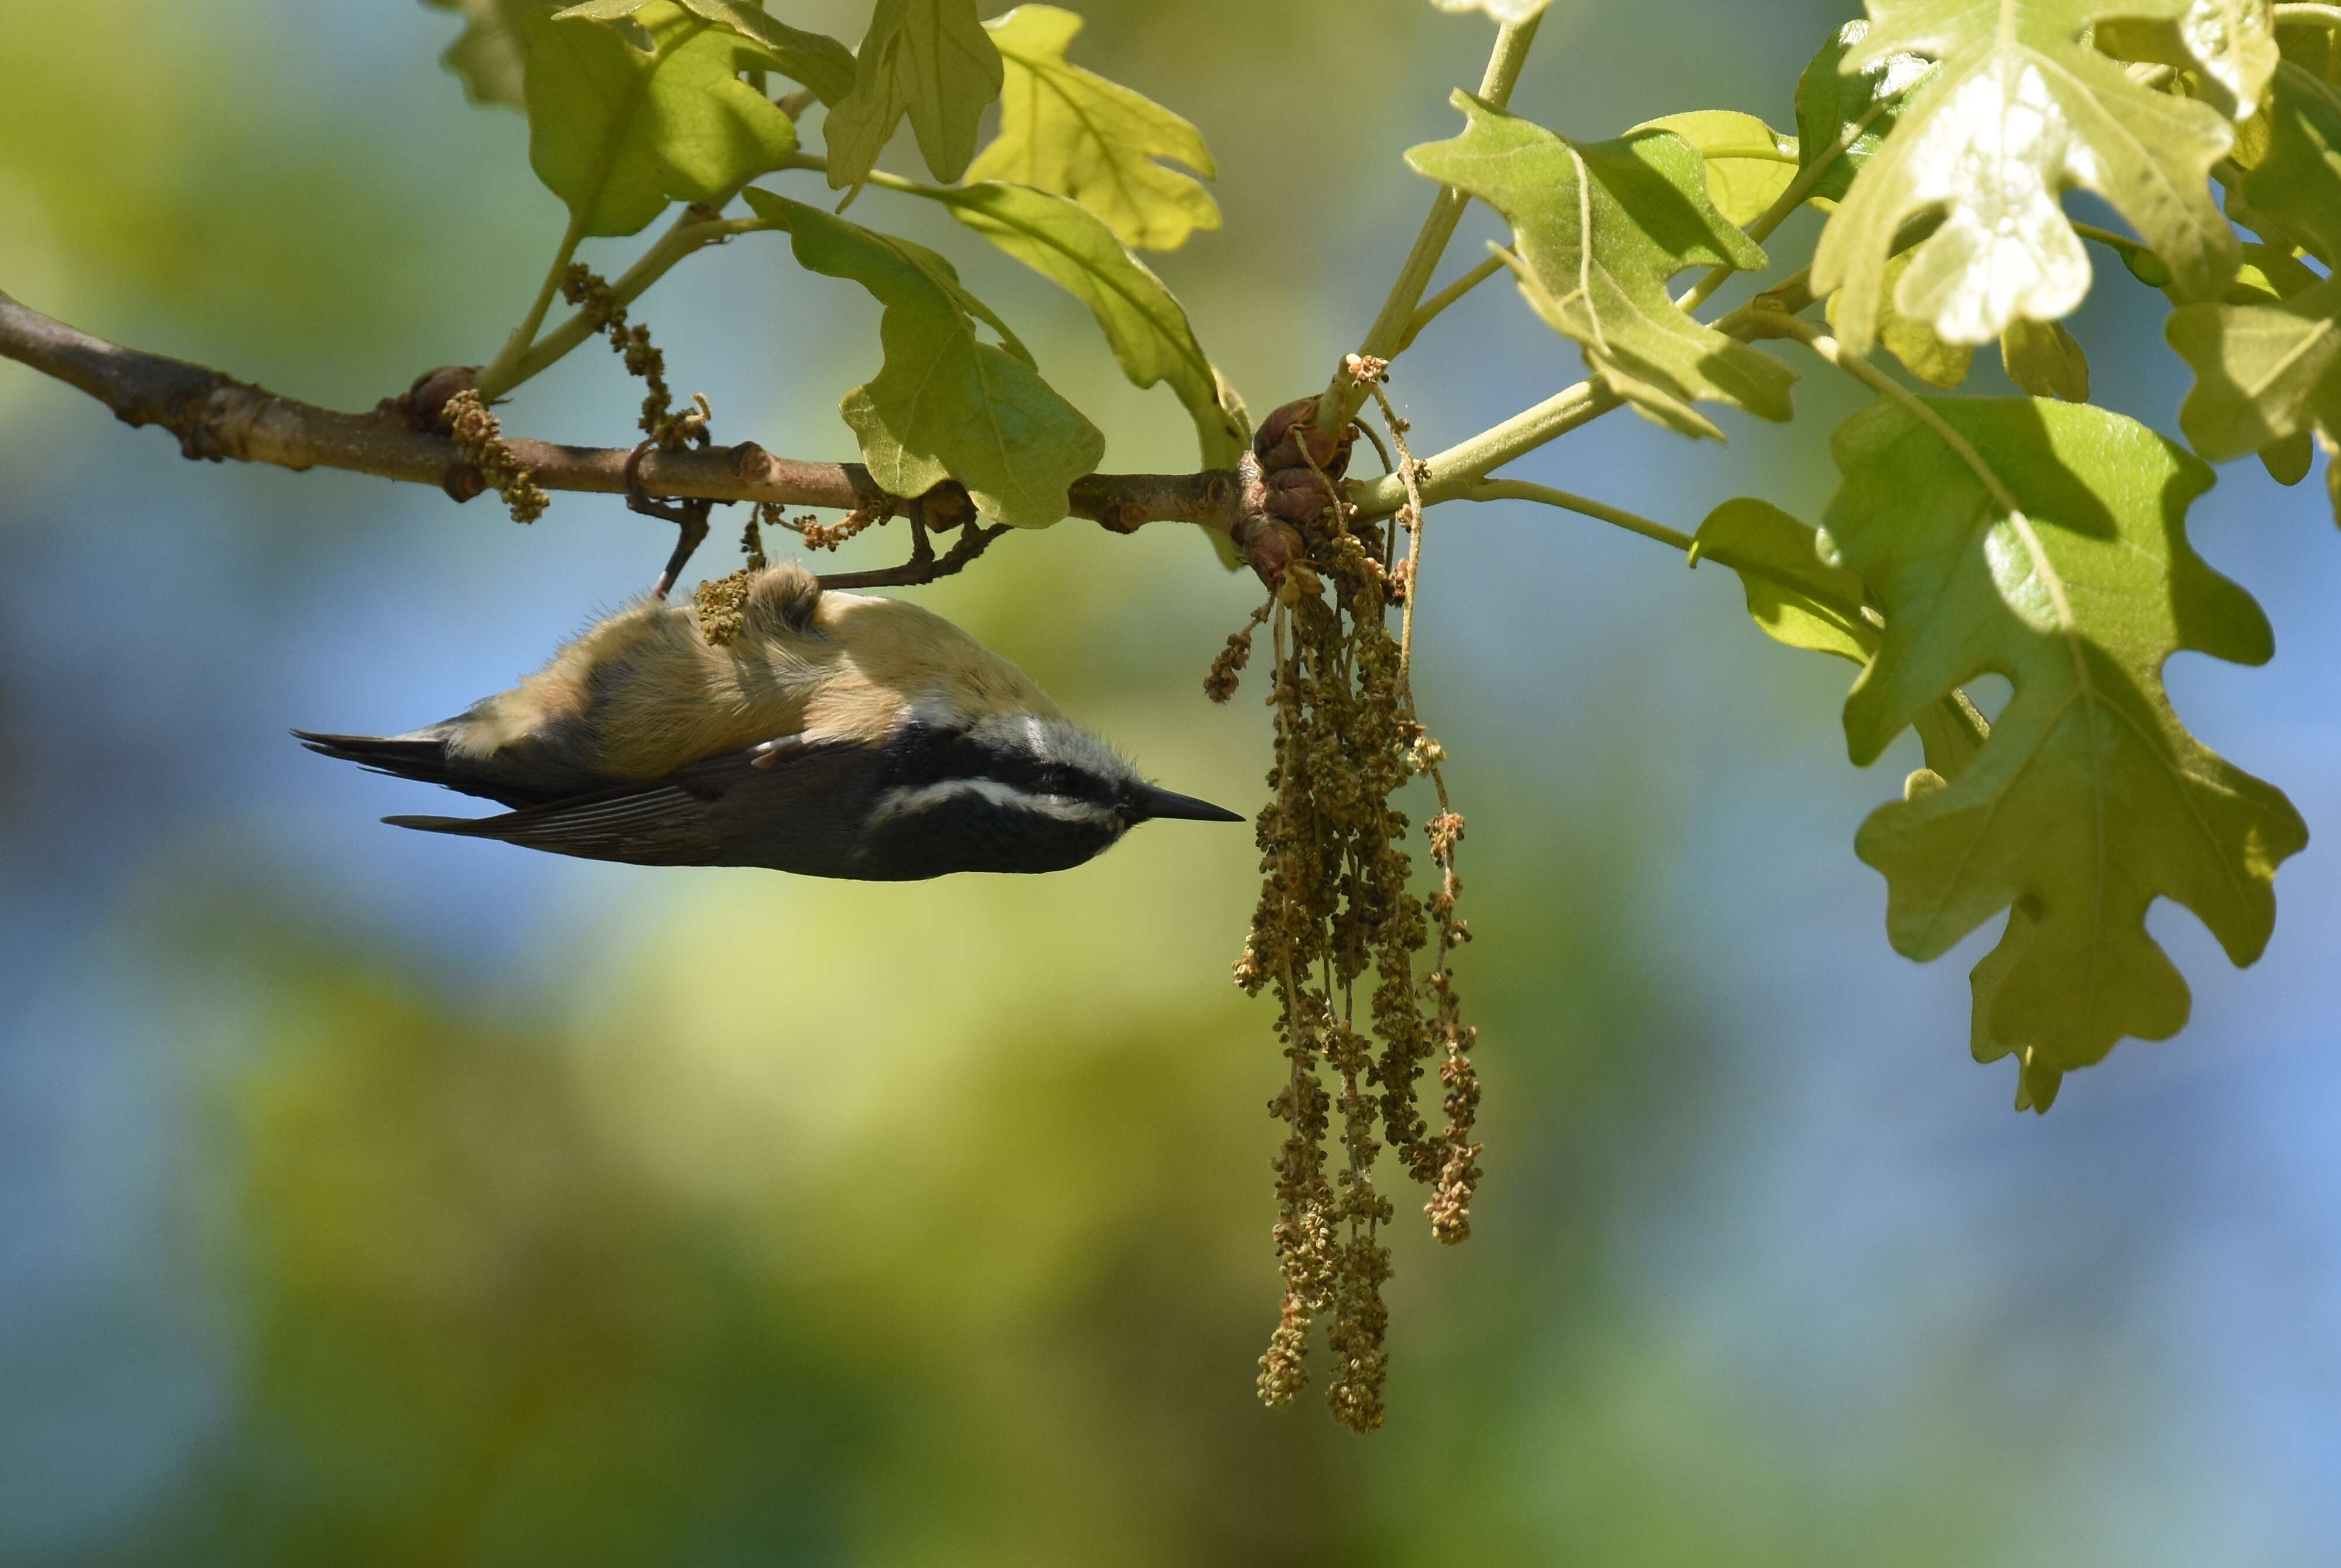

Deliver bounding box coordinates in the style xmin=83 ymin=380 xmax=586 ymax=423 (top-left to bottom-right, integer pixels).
xmin=1813 ymin=0 xmax=2239 ymax=353
xmin=557 ymin=0 xmax=856 ymax=103
xmin=927 ymin=182 xmax=1246 ymax=468
xmin=1428 ymin=0 xmax=1554 ymax=22
xmin=1633 ymin=111 xmax=1800 ymax=227
xmin=423 ymin=0 xmax=541 ymax=108
xmin=1831 ymin=249 xmax=1975 ymax=386
xmin=966 ymin=6 xmax=1220 ymax=252
xmin=1407 ymin=94 xmax=1796 ymax=439
xmin=1998 ymin=316 xmax=2089 ymax=399
xmin=824 ymin=0 xmax=1002 ymax=189
xmin=2097 ymin=0 xmax=2278 ymax=122
xmin=743 ymin=190 xmax=1103 ymax=527
xmin=1821 ymin=397 xmax=2306 ymax=1078
xmin=525 ymin=5 xmax=799 ymax=237
xmin=1795 ymin=19 xmax=1935 ymax=205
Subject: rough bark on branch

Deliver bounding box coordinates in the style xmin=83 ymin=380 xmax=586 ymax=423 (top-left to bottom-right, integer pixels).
xmin=0 ymin=291 xmax=1243 ymax=537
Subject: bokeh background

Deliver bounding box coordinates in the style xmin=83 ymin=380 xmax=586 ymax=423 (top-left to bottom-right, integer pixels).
xmin=4 ymin=2 xmax=2338 ymax=1562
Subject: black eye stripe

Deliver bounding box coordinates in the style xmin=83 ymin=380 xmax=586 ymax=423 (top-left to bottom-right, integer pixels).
xmin=879 ymin=722 xmax=1121 ymax=808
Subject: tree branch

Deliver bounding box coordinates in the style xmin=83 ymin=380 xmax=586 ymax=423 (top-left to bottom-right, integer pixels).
xmin=0 ymin=290 xmax=1244 ymax=536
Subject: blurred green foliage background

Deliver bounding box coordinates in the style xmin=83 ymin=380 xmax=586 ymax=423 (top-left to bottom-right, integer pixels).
xmin=2 ymin=2 xmax=2338 ymax=1563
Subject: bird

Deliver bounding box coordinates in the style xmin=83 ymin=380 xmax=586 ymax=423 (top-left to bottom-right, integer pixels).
xmin=295 ymin=562 xmax=1244 ymax=878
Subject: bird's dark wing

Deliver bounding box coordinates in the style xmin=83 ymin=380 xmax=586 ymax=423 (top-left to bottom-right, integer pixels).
xmin=382 ymin=734 xmax=881 ymax=874
xmin=293 ymin=726 xmax=603 ymax=808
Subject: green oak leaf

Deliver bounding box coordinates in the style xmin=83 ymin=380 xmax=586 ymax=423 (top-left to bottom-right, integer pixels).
xmin=923 ymin=182 xmax=1246 ymax=468
xmin=1691 ymin=498 xmax=1991 ymax=788
xmin=1831 ymin=249 xmax=1975 ymax=387
xmin=2261 ymin=425 xmax=2315 ymax=484
xmin=1820 ymin=397 xmax=2306 ymax=1076
xmin=824 ymin=0 xmax=1003 ymax=190
xmin=2166 ymin=231 xmax=2332 ymax=500
xmin=1691 ymin=498 xmax=1875 ymax=662
xmin=1813 ymin=0 xmax=2240 ymax=354
xmin=1998 ymin=317 xmax=2089 ymax=400
xmin=556 ymin=0 xmax=856 ymax=104
xmin=1795 ymin=19 xmax=1935 ymax=206
xmin=2228 ymin=239 xmax=2323 ymax=302
xmin=1697 ymin=497 xmax=2027 ymax=1094
xmin=965 ymin=6 xmax=1221 ymax=252
xmin=1632 ymin=111 xmax=1799 ymax=228
xmin=2168 ymin=273 xmax=2341 ymax=459
xmin=524 ymin=4 xmax=799 ymax=237
xmin=2274 ymin=15 xmax=2340 ymax=75
xmin=1407 ymin=93 xmax=1796 ymax=440
xmin=2108 ymin=228 xmax=2177 ymax=287
xmin=2241 ymin=60 xmax=2341 ymax=266
xmin=1967 ymin=901 xmax=2064 ymax=1110
xmin=423 ymin=0 xmax=542 ymax=108
xmin=2097 ymin=0 xmax=2278 ymax=122
xmin=743 ymin=190 xmax=1103 ymax=528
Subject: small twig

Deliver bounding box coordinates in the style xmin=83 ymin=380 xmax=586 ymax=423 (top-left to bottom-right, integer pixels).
xmin=1319 ymin=12 xmax=1548 ymax=433
xmin=1675 ymin=81 xmax=1911 ymax=316
xmin=815 ymin=521 xmax=1010 ymax=590
xmin=623 ymin=439 xmax=716 ymax=598
xmin=1399 ymin=255 xmax=1506 ymax=352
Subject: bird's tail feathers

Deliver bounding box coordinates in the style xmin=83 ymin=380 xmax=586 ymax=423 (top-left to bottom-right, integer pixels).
xmin=292 ymin=728 xmax=544 ymax=807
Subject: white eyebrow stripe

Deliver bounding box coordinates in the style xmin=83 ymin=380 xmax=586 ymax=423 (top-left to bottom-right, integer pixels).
xmin=869 ymin=778 xmax=1123 ymax=828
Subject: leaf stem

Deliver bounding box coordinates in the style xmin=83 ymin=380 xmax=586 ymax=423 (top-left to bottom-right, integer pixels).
xmin=1348 ymin=379 xmax=1617 ymax=518
xmin=475 ymin=19 xmax=722 ymax=403
xmin=1465 ymin=479 xmax=1694 ymax=550
xmin=2069 ymin=220 xmax=2140 ymax=252
xmin=493 ymin=212 xmax=773 ymax=394
xmin=1398 ymin=255 xmax=1506 ymax=352
xmin=1462 ymin=479 xmax=1888 ymax=629
xmin=1675 ymin=88 xmax=1903 ymax=316
xmin=1317 ymin=13 xmax=1546 ymax=430
xmin=477 ymin=210 xmax=591 ymax=402
xmin=2276 ymin=2 xmax=2341 ymax=19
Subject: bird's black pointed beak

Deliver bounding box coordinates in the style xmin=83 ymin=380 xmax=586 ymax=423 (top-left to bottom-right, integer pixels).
xmin=1126 ymin=781 xmax=1246 ymax=823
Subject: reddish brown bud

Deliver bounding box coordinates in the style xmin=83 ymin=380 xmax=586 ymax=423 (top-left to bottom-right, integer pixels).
xmin=389 ymin=365 xmax=482 ymax=432
xmin=1232 ymin=513 xmax=1306 ymax=586
xmin=1253 ymin=396 xmax=1354 ymax=479
xmin=440 ymin=461 xmax=487 ymax=503
xmin=915 ymin=480 xmax=975 ymax=532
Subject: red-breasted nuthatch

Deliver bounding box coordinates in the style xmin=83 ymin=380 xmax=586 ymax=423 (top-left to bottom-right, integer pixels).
xmin=296 ymin=563 xmax=1242 ymax=877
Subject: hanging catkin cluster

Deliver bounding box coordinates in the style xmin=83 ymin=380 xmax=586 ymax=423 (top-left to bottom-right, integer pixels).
xmin=1217 ymin=390 xmax=1480 ymax=1433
